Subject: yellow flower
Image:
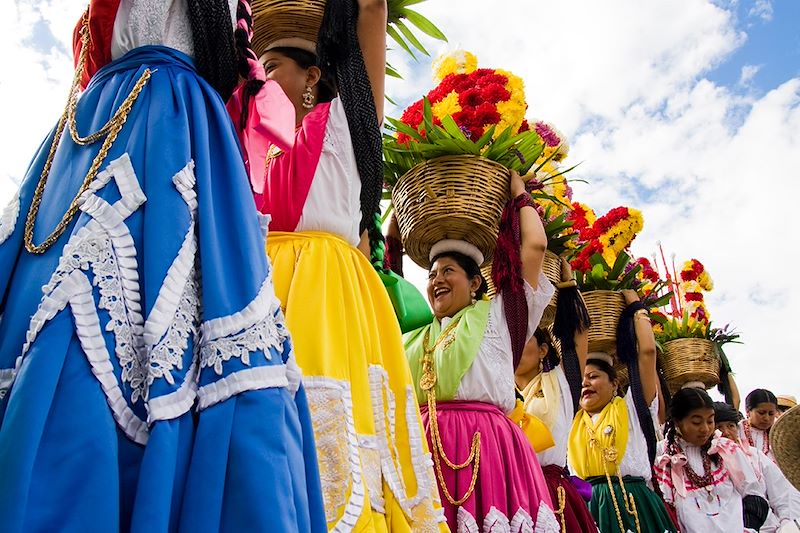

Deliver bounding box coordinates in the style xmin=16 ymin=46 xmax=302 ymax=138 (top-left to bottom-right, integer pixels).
xmin=431 ymin=90 xmax=462 ymax=122
xmin=432 ymin=50 xmax=478 ymax=82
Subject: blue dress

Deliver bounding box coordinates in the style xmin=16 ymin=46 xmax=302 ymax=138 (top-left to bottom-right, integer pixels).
xmin=0 ymin=46 xmax=325 ymax=532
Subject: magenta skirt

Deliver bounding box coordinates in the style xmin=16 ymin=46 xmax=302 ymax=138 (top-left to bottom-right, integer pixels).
xmin=420 ymin=401 xmax=558 ymax=532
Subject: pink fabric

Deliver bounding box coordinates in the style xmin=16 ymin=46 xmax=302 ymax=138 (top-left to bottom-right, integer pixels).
xmin=420 ymin=401 xmax=553 ymax=530
xmin=255 ymin=102 xmax=331 ymax=231
xmin=709 ymin=434 xmax=746 ymax=489
xmin=656 ymin=450 xmax=689 ymax=498
xmin=226 ymin=81 xmax=296 ymax=195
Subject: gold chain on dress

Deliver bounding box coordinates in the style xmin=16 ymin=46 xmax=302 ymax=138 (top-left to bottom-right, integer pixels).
xmin=586 ymin=425 xmax=641 ymax=533
xmin=23 ymin=9 xmax=152 ymax=254
xmin=555 ymin=485 xmax=567 ymax=532
xmin=420 ymin=316 xmax=482 ymax=506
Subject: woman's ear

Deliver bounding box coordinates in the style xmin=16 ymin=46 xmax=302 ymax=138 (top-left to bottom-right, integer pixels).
xmin=470 ymin=275 xmax=482 ymax=294
xmin=306 ymin=65 xmax=322 ymax=88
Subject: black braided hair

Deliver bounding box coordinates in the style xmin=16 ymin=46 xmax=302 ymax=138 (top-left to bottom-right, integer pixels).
xmin=533 ymin=327 xmax=560 ymax=372
xmin=317 ymin=0 xmax=386 ymax=269
xmin=616 ymin=302 xmax=659 ymax=467
xmin=562 ymin=344 xmax=583 ymax=415
xmin=187 ymin=0 xmax=239 ymax=101
xmin=231 ymin=0 xmax=264 ymax=128
xmin=429 ymin=251 xmax=489 ymax=300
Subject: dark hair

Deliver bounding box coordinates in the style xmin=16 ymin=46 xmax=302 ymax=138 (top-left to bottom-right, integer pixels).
xmin=430 ymin=251 xmax=489 ymax=300
xmin=745 ymin=389 xmax=778 ymax=412
xmin=713 ymin=401 xmax=741 ymax=424
xmin=585 ymin=357 xmax=618 ymax=383
xmin=187 ymin=0 xmax=239 ymax=101
xmin=664 ymin=387 xmax=718 ymax=463
xmin=533 ymin=328 xmax=561 ymax=371
xmin=265 ymin=46 xmax=337 ymax=103
xmin=317 ymin=0 xmax=386 ymax=273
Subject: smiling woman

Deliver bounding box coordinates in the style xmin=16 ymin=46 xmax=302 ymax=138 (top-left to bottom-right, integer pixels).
xmin=402 ymin=171 xmax=561 ymax=531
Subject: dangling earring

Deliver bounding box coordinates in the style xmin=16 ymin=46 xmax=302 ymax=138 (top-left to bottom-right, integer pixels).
xmin=470 ymin=291 xmax=477 ymax=305
xmin=302 ymin=85 xmax=315 ymax=109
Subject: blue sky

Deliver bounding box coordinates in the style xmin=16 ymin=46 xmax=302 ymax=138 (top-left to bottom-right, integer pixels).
xmin=707 ymin=0 xmax=800 ymax=91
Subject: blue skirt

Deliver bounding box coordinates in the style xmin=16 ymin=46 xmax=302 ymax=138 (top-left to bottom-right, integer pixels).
xmin=0 ymin=46 xmax=325 ymax=532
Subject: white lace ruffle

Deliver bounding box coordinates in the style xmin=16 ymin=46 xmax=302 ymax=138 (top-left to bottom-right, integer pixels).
xmin=455 ymin=504 xmax=557 ymax=533
xmin=0 ymin=188 xmax=20 ymax=245
xmin=197 ymin=365 xmax=288 ymax=410
xmin=304 ymin=376 xmax=365 ymax=531
xmin=142 ymin=162 xmax=199 ymax=395
xmin=11 ymin=154 xmax=293 ymax=443
xmin=367 ymin=365 xmax=442 ymax=519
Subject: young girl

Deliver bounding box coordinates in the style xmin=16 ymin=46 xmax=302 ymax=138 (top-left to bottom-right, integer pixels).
xmin=740 ymin=389 xmax=780 ymax=462
xmin=655 ymin=388 xmax=769 ymax=532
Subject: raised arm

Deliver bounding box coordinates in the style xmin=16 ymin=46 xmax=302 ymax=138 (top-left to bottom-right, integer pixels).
xmin=511 ymin=171 xmax=547 ymax=290
xmin=356 ymin=0 xmax=387 ymax=122
xmin=622 ymin=289 xmax=658 ymax=405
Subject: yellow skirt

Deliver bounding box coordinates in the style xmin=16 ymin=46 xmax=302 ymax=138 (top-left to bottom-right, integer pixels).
xmin=268 ymin=231 xmax=446 ymax=532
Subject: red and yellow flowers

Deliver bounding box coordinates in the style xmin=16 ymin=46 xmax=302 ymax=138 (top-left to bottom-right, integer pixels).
xmin=397 ymin=51 xmax=527 ymax=145
xmin=570 ymin=206 xmax=644 ymax=272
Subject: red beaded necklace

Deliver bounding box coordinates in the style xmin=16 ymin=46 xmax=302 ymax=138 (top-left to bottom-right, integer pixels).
xmin=742 ymin=420 xmax=770 ymax=456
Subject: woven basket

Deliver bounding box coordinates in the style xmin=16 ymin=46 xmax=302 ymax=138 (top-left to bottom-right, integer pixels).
xmin=251 ymin=0 xmax=326 ymax=55
xmin=660 ymin=338 xmax=720 ymax=393
xmin=583 ymin=290 xmax=626 ymax=353
xmin=480 ymin=252 xmax=560 ymax=326
xmin=392 ymin=155 xmax=510 ymax=269
xmin=771 ymin=404 xmax=800 ymax=491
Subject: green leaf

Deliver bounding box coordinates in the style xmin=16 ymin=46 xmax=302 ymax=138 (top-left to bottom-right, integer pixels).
xmin=398 ymin=8 xmax=448 ymax=41
xmin=386 ymin=25 xmax=415 ymax=59
xmin=393 ymin=19 xmax=429 ymax=56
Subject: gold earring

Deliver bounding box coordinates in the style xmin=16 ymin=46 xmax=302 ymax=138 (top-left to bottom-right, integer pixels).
xmin=470 ymin=291 xmax=476 ymax=304
xmin=302 ymin=86 xmax=315 ymax=109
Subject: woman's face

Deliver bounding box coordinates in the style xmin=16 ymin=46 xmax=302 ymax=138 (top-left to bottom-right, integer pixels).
xmin=515 ymin=337 xmax=547 ymax=379
xmin=716 ymin=421 xmax=740 ymax=443
xmin=427 ymin=257 xmax=479 ymax=320
xmin=748 ymin=402 xmax=778 ymax=431
xmin=261 ymin=51 xmax=317 ymax=117
xmin=580 ymin=363 xmax=618 ymax=415
xmin=676 ymin=407 xmax=715 ymax=447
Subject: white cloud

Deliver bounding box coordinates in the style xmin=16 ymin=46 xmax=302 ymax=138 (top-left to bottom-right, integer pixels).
xmin=748 ymin=0 xmax=774 ymax=22
xmin=2 ymin=0 xmax=798 ymax=402
xmin=739 ymin=64 xmax=761 ymax=85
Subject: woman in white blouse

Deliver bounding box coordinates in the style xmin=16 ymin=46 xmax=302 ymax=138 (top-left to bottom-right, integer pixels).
xmin=404 ymin=171 xmax=559 ymax=532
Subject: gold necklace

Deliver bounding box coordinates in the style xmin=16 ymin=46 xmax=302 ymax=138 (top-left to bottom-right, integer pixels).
xmin=23 ymin=9 xmax=152 ymax=254
xmin=420 ymin=314 xmax=482 ymax=506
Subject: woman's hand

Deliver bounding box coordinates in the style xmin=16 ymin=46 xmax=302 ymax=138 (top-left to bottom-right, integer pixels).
xmin=510 ymin=170 xmax=527 ymax=198
xmin=621 ymin=289 xmax=640 ymax=305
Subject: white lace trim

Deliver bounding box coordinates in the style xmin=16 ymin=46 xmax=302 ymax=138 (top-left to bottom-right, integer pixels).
xmin=197 ymin=364 xmax=288 ymax=410
xmin=0 ymin=188 xmax=20 ymax=245
xmin=455 ymin=504 xmax=557 ymax=533
xmin=199 ymin=304 xmax=287 ymax=375
xmin=533 ymin=503 xmax=559 ymax=533
xmin=304 ymin=376 xmax=365 ymax=531
xmin=200 ymin=278 xmax=279 ymax=341
xmin=147 ymin=360 xmax=198 ymax=422
xmin=367 ymin=365 xmax=441 ymax=519
xmin=358 ymin=435 xmax=386 ymax=514
xmin=0 ymin=368 xmax=15 ymax=400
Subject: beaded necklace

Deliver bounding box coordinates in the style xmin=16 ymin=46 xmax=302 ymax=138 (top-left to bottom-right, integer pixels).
xmin=742 ymin=419 xmax=771 ymax=456
xmin=675 ymin=440 xmax=717 ymax=502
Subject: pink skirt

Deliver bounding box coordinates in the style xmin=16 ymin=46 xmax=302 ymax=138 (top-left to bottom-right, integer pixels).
xmin=420 ymin=401 xmax=558 ymax=532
